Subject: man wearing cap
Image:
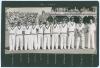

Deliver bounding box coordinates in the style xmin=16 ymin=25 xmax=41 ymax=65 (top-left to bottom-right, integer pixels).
xmin=43 ymin=16 xmax=53 ymax=50
xmin=24 ymin=22 xmax=31 ymax=50
xmin=38 ymin=11 xmax=47 ymax=49
xmin=60 ymin=17 xmax=68 ymax=49
xmin=31 ymin=22 xmax=38 ymax=50
xmin=43 ymin=21 xmax=51 ymax=50
xmin=8 ymin=23 xmax=16 ymax=51
xmin=51 ymin=17 xmax=60 ymax=50
xmin=76 ymin=19 xmax=85 ymax=49
xmin=16 ymin=21 xmax=24 ymax=50
xmin=67 ymin=17 xmax=76 ymax=49
xmin=38 ymin=22 xmax=44 ymax=49
xmin=30 ymin=13 xmax=38 ymax=50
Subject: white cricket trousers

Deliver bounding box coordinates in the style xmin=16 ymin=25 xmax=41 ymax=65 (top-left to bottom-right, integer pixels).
xmin=31 ymin=35 xmax=38 ymax=50
xmin=76 ymin=34 xmax=85 ymax=49
xmin=16 ymin=35 xmax=23 ymax=50
xmin=60 ymin=34 xmax=67 ymax=49
xmin=24 ymin=35 xmax=31 ymax=50
xmin=9 ymin=35 xmax=15 ymax=51
xmin=52 ymin=34 xmax=59 ymax=50
xmin=38 ymin=34 xmax=43 ymax=49
xmin=68 ymin=32 xmax=75 ymax=49
xmin=88 ymin=32 xmax=95 ymax=49
xmin=44 ymin=35 xmax=50 ymax=49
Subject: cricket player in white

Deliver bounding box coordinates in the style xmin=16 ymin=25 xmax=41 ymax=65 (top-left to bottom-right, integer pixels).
xmin=60 ymin=18 xmax=68 ymax=49
xmin=67 ymin=17 xmax=76 ymax=49
xmin=44 ymin=21 xmax=51 ymax=50
xmin=38 ymin=23 xmax=44 ymax=49
xmin=88 ymin=19 xmax=96 ymax=49
xmin=24 ymin=23 xmax=31 ymax=50
xmin=52 ymin=20 xmax=60 ymax=50
xmin=16 ymin=22 xmax=23 ymax=50
xmin=38 ymin=11 xmax=47 ymax=49
xmin=76 ymin=20 xmax=85 ymax=49
xmin=8 ymin=23 xmax=16 ymax=51
xmin=31 ymin=23 xmax=38 ymax=50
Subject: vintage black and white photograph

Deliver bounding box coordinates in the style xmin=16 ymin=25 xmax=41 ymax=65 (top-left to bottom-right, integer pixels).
xmin=1 ymin=1 xmax=99 ymax=67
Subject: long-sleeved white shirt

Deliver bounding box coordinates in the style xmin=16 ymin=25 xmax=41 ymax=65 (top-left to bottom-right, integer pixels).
xmin=67 ymin=21 xmax=76 ymax=32
xmin=16 ymin=25 xmax=23 ymax=34
xmin=44 ymin=25 xmax=51 ymax=34
xmin=52 ymin=24 xmax=60 ymax=34
xmin=31 ymin=25 xmax=38 ymax=34
xmin=8 ymin=26 xmax=16 ymax=34
xmin=88 ymin=23 xmax=96 ymax=33
xmin=60 ymin=23 xmax=68 ymax=33
xmin=38 ymin=24 xmax=44 ymax=34
xmin=24 ymin=26 xmax=31 ymax=34
xmin=76 ymin=23 xmax=85 ymax=33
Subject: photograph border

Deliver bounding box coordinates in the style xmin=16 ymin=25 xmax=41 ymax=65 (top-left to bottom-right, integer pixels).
xmin=1 ymin=1 xmax=99 ymax=67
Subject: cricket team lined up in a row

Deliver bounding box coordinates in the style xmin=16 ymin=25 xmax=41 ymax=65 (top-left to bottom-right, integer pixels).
xmin=8 ymin=15 xmax=96 ymax=51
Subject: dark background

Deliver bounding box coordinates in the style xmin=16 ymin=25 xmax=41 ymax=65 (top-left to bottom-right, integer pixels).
xmin=1 ymin=1 xmax=99 ymax=67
